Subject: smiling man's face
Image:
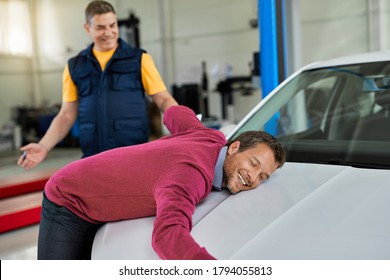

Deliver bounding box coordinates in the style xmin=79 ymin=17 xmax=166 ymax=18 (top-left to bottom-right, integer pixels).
xmin=222 ymin=141 xmax=279 ymax=194
xmin=84 ymin=12 xmax=119 ymax=52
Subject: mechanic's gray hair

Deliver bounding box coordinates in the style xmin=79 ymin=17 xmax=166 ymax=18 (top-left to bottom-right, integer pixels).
xmin=85 ymin=0 xmax=116 ymax=24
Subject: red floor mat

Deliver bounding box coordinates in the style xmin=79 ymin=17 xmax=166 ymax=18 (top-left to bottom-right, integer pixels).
xmin=0 ymin=170 xmax=54 ymax=233
xmin=0 ymin=206 xmax=41 ymax=233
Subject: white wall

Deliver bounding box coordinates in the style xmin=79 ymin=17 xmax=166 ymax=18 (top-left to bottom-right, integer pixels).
xmin=300 ymin=0 xmax=390 ymax=65
xmin=300 ymin=0 xmax=369 ymax=64
xmin=1 ymin=0 xmax=390 ymax=130
xmin=0 ymin=57 xmax=33 ymax=121
xmin=33 ymin=0 xmax=91 ymax=104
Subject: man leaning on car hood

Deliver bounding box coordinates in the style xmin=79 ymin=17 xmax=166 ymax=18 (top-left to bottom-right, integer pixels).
xmin=37 ymin=105 xmax=286 ymax=260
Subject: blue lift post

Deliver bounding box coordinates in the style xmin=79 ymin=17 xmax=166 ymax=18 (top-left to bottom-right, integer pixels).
xmin=259 ymin=0 xmax=287 ymax=135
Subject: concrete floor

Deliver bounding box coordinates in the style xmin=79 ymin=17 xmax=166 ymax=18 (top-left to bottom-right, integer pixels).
xmin=0 ymin=147 xmax=82 ymax=260
xmin=0 ymin=224 xmax=39 ymax=260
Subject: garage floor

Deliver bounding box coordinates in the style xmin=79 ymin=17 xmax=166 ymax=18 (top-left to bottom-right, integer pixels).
xmin=0 ymin=148 xmax=82 ymax=260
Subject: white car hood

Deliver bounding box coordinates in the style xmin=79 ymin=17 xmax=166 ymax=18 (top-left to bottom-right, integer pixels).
xmin=92 ymin=162 xmax=390 ymax=260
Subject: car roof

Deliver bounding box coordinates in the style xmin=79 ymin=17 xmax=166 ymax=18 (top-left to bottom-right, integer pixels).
xmin=305 ymin=50 xmax=390 ymax=70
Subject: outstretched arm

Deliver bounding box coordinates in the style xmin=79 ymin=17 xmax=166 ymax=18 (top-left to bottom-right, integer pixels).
xmin=152 ymin=165 xmax=216 ymax=260
xmin=163 ymin=105 xmax=205 ymax=135
xmin=17 ymin=101 xmax=78 ymax=169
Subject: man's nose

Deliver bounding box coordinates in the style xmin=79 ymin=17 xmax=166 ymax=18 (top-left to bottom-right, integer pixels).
xmin=249 ymin=166 xmax=261 ymax=183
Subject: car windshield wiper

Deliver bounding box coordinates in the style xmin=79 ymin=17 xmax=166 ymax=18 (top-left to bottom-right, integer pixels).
xmin=321 ymin=159 xmax=390 ymax=169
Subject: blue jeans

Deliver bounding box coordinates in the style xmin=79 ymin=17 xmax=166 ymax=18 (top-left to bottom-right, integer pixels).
xmin=37 ymin=193 xmax=102 ymax=260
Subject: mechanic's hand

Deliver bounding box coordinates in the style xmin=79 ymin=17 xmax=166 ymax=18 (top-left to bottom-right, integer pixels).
xmin=17 ymin=143 xmax=48 ymax=170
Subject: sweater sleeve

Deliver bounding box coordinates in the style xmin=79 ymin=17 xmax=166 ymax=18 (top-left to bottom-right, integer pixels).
xmin=163 ymin=105 xmax=204 ymax=135
xmin=152 ymin=165 xmax=216 ymax=260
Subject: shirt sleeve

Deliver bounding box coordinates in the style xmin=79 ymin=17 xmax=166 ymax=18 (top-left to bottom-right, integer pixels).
xmin=152 ymin=165 xmax=216 ymax=260
xmin=141 ymin=53 xmax=167 ymax=95
xmin=62 ymin=63 xmax=78 ymax=102
xmin=163 ymin=105 xmax=204 ymax=135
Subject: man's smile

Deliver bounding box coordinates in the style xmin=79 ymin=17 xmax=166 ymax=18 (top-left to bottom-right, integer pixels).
xmin=238 ymin=171 xmax=248 ymax=186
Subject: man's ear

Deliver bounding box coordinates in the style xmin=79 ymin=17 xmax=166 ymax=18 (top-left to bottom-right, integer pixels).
xmin=227 ymin=141 xmax=240 ymax=156
xmin=84 ymin=23 xmax=91 ymax=34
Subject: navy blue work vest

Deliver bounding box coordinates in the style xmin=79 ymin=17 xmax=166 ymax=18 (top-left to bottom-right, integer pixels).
xmin=68 ymin=39 xmax=149 ymax=157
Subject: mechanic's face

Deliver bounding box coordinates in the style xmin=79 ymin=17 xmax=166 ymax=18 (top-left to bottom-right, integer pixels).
xmin=84 ymin=12 xmax=119 ymax=52
xmin=222 ymin=141 xmax=279 ymax=194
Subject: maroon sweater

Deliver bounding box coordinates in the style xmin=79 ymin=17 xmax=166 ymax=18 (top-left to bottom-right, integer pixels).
xmin=45 ymin=105 xmax=227 ymax=259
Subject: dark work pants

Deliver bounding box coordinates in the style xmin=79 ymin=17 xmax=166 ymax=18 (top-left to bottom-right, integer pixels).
xmin=37 ymin=193 xmax=102 ymax=260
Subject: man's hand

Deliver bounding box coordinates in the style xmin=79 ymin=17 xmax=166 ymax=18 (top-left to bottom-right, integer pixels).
xmin=17 ymin=143 xmax=49 ymax=170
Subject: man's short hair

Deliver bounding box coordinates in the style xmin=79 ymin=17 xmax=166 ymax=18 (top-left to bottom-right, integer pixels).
xmin=85 ymin=0 xmax=116 ymax=24
xmin=228 ymin=130 xmax=286 ymax=168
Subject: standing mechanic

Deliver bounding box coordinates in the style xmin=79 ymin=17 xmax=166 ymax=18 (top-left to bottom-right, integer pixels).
xmin=17 ymin=0 xmax=177 ymax=169
xmin=37 ymin=105 xmax=286 ymax=260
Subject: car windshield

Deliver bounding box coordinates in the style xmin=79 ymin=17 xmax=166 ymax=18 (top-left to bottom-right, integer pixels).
xmin=231 ymin=61 xmax=390 ymax=169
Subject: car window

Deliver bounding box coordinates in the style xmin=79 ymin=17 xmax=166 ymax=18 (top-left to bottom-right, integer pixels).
xmin=231 ymin=61 xmax=390 ymax=169
xmin=278 ymin=77 xmax=336 ymax=137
